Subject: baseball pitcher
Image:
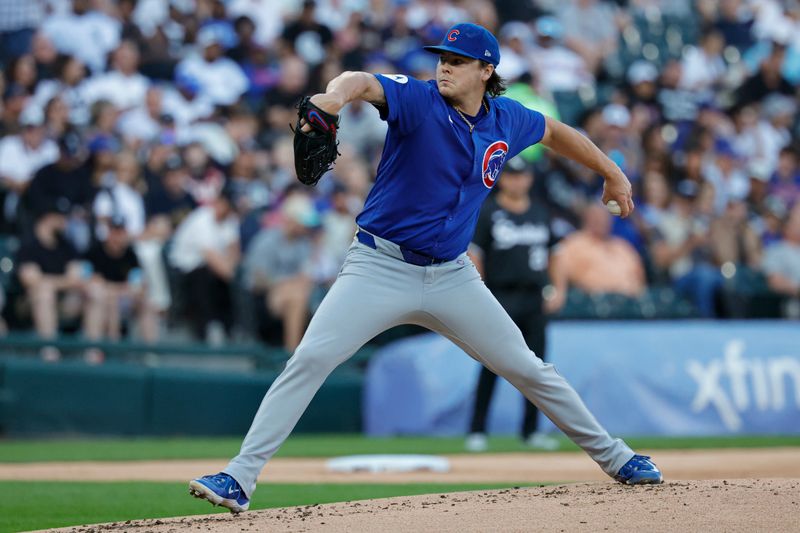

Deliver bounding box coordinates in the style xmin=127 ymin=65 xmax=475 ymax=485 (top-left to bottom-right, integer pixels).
xmin=189 ymin=23 xmax=662 ymax=513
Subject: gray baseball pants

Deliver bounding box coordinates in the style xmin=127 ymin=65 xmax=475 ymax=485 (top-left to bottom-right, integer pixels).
xmin=224 ymin=233 xmax=634 ymax=496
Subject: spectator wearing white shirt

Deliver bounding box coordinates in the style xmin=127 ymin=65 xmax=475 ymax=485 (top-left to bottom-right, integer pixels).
xmin=93 ymin=151 xmax=146 ymax=240
xmin=320 ymin=182 xmax=358 ymax=278
xmin=243 ymin=192 xmax=321 ymax=351
xmin=174 ymin=26 xmax=248 ymax=107
xmin=753 ymin=94 xmax=796 ymax=174
xmin=729 ymin=104 xmax=761 ymax=165
xmin=703 ymin=139 xmax=751 ymax=214
xmin=0 ymin=106 xmax=59 ymax=230
xmin=83 ymin=40 xmax=150 ymax=111
xmin=314 ymin=0 xmax=367 ymax=31
xmin=530 ymin=16 xmax=593 ymax=94
xmin=33 ymin=54 xmax=92 ymax=126
xmin=117 ymin=86 xmax=167 ymax=145
xmin=226 ymin=0 xmax=284 ymax=46
xmin=762 ymin=202 xmax=800 ymax=317
xmin=168 ymin=188 xmax=240 ymax=341
xmin=529 ymin=16 xmax=593 ymax=125
xmin=679 ymin=28 xmax=727 ymax=94
xmin=496 ymin=21 xmax=535 ymax=81
xmin=160 ymin=73 xmax=216 ymax=131
xmin=336 ymin=99 xmax=387 ymax=161
xmin=557 ymin=0 xmax=620 ymax=74
xmin=41 ymin=0 xmax=121 ymax=73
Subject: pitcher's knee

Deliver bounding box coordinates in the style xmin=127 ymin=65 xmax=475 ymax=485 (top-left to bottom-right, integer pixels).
xmin=495 ymin=352 xmax=550 ymax=383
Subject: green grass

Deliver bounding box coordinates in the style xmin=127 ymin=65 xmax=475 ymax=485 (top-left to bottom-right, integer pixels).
xmin=0 ymin=481 xmax=541 ymax=532
xmin=1 ymin=435 xmax=798 ymax=532
xmin=0 ymin=435 xmax=798 ymax=463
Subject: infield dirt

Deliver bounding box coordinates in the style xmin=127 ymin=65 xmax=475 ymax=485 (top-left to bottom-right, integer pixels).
xmin=17 ymin=448 xmax=800 ymax=532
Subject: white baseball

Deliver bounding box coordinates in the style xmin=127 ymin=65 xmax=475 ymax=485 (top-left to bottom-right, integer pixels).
xmin=606 ymin=200 xmax=622 ymax=216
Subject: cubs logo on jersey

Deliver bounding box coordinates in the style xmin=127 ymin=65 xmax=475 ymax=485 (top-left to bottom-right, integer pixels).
xmin=481 ymin=140 xmax=508 ymax=188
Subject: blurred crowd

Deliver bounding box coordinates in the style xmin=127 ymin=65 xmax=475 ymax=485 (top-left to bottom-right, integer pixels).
xmin=0 ymin=0 xmax=799 ymax=357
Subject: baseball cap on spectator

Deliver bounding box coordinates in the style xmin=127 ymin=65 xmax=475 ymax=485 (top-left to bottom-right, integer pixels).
xmin=769 ymin=23 xmax=793 ymax=47
xmin=88 ymin=135 xmax=120 ymax=154
xmin=602 ymin=104 xmax=631 ymax=128
xmin=675 ymin=179 xmax=699 ymax=198
xmin=58 ymin=129 xmax=84 ymax=158
xmin=714 ymin=138 xmax=741 ymax=159
xmin=283 ymin=194 xmax=321 ymax=228
xmin=534 ymin=17 xmax=563 ymax=41
xmin=197 ymin=26 xmax=224 ymax=49
xmin=762 ymin=94 xmax=797 ymax=119
xmin=627 ymin=60 xmax=658 ymax=85
xmin=175 ymin=71 xmax=200 ymax=96
xmin=500 ymin=21 xmax=534 ymax=44
xmin=423 ymin=23 xmax=501 ymax=67
xmin=109 ymin=214 xmax=127 ymax=229
xmin=747 ymin=160 xmax=772 ymax=182
xmin=504 ymin=156 xmax=529 ymax=174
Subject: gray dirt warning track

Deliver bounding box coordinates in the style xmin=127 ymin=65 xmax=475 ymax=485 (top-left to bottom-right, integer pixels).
xmin=38 ymin=479 xmax=800 ymax=533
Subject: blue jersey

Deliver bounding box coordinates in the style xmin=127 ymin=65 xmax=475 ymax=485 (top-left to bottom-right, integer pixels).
xmin=356 ymin=74 xmax=547 ymax=260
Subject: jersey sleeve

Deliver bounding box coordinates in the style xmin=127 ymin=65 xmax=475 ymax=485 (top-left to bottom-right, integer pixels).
xmin=374 ymin=74 xmax=437 ymax=136
xmin=505 ymin=98 xmax=547 ymax=158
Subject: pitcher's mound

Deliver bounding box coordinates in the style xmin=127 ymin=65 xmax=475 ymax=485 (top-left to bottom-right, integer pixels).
xmin=47 ymin=479 xmax=799 ymax=532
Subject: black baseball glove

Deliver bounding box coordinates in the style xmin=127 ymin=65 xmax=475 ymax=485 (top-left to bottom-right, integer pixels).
xmin=292 ymin=96 xmax=340 ymax=187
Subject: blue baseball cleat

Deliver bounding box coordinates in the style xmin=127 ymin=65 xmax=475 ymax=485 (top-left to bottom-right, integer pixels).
xmin=614 ymin=455 xmax=663 ymax=485
xmin=189 ymin=473 xmax=250 ymax=513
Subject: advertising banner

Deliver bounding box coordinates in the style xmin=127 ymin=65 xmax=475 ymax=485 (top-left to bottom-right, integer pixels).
xmin=364 ymin=322 xmax=800 ymax=436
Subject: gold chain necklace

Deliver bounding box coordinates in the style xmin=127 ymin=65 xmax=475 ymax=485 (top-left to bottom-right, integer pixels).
xmin=453 ymin=100 xmax=489 ymax=133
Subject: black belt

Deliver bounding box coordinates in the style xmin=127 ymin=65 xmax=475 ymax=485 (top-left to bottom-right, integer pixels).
xmin=356 ymin=230 xmax=448 ymax=267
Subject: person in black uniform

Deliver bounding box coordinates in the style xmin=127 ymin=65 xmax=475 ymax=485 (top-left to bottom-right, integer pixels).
xmin=465 ymin=156 xmax=563 ymax=451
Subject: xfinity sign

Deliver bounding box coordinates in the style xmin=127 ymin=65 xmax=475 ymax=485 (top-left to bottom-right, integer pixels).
xmin=687 ymin=340 xmax=800 ymax=431
xmin=540 ymin=322 xmax=800 ymax=436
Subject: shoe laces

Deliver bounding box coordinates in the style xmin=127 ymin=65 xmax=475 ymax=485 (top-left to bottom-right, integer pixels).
xmin=207 ymin=473 xmax=237 ymax=489
xmin=628 ymin=455 xmax=655 ymax=470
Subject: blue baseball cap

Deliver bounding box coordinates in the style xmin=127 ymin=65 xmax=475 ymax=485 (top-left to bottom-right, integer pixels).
xmin=535 ymin=16 xmax=563 ymax=40
xmin=423 ymin=23 xmax=500 ymax=67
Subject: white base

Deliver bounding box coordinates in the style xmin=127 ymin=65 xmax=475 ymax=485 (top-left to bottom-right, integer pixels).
xmin=326 ymin=454 xmax=451 ymax=474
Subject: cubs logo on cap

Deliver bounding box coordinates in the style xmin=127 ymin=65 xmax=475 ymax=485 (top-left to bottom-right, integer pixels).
xmin=424 ymin=23 xmax=501 ymax=67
